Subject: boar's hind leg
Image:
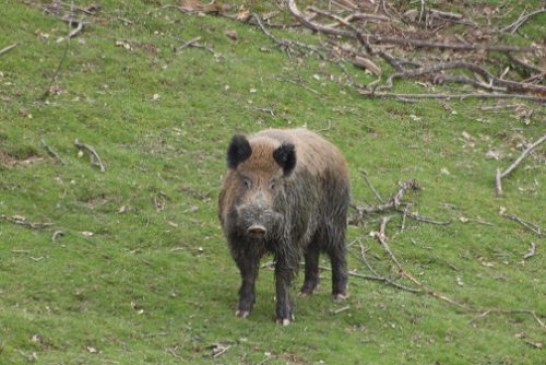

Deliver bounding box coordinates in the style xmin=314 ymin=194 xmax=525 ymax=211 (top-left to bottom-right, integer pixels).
xmin=234 ymin=253 xmax=259 ymax=318
xmin=300 ymin=243 xmax=320 ymax=296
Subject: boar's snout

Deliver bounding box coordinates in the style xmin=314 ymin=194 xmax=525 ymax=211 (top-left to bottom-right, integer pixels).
xmin=247 ymin=224 xmax=267 ymax=239
xmin=236 ymin=203 xmax=283 ymax=241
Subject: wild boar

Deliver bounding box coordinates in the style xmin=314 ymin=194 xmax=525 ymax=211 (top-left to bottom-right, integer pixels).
xmin=218 ymin=128 xmax=350 ymax=325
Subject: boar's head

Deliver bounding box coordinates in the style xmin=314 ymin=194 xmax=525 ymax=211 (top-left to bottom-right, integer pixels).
xmin=225 ymin=134 xmax=296 ymax=241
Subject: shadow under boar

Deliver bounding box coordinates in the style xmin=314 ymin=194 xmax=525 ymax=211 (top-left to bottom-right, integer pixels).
xmin=218 ymin=128 xmax=350 ymax=325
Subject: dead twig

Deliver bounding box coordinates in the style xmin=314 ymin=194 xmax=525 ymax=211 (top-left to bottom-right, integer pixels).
xmin=472 ymin=309 xmax=546 ymax=329
xmin=501 ymin=8 xmax=546 ymax=34
xmin=0 ymin=42 xmax=18 ymax=57
xmin=74 ymin=139 xmax=106 ymax=172
xmin=331 ymin=305 xmax=351 ymax=315
xmin=208 ymin=343 xmax=231 ymax=358
xmin=66 ymin=19 xmax=84 ymax=39
xmin=1 ymin=214 xmax=54 ymax=230
xmin=503 ymin=213 xmax=545 ymax=237
xmin=40 ymin=139 xmax=64 ymax=164
xmin=275 ymin=76 xmax=322 ymax=95
xmin=373 ymin=216 xmax=471 ymax=310
xmin=495 ymin=133 xmax=546 ymax=196
xmin=52 ymin=230 xmax=65 ymax=242
xmin=176 ymin=36 xmax=202 ymax=51
xmin=352 ymin=243 xmax=422 ymax=293
xmin=523 ymin=242 xmax=537 ymax=260
xmin=41 ymin=2 xmax=76 ymax=100
xmin=406 ymin=212 xmax=452 ymax=226
xmin=360 ymin=170 xmax=383 ymax=202
xmin=251 ymin=13 xmax=324 ymax=56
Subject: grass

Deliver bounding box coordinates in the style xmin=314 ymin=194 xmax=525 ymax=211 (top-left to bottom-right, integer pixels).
xmin=1 ymin=1 xmax=545 ymax=364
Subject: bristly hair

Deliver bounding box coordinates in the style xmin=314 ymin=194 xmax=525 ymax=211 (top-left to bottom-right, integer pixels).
xmin=227 ymin=134 xmax=252 ymax=169
xmin=273 ymin=143 xmax=296 ymax=176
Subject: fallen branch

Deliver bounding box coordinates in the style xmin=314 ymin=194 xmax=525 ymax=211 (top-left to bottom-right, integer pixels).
xmin=386 ymin=61 xmax=546 ymax=95
xmin=74 ymin=139 xmax=106 ymax=172
xmin=0 ymin=42 xmax=18 ymax=57
xmin=321 ymin=265 xmax=422 ymax=293
xmin=359 ymin=90 xmax=546 ymax=103
xmin=354 ymin=179 xmax=420 ymax=216
xmin=495 ymin=133 xmax=546 ymax=196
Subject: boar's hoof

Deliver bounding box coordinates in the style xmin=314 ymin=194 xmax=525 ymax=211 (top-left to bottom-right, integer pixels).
xmin=235 ymin=309 xmax=250 ymax=318
xmin=333 ymin=293 xmax=348 ymax=301
xmin=298 ymin=288 xmax=315 ymax=297
xmin=299 ymin=283 xmax=319 ymax=297
xmin=276 ymin=317 xmax=294 ymax=326
xmin=247 ymin=224 xmax=266 ymax=239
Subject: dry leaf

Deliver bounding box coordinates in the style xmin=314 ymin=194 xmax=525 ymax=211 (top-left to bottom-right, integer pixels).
xmin=485 ymin=149 xmax=501 ymax=160
xmin=224 ymin=30 xmax=238 ymax=41
xmin=462 ymin=131 xmax=474 ymax=141
xmin=87 ymin=346 xmax=99 ymax=354
xmin=236 ymin=10 xmax=251 ymax=22
xmin=179 ymin=0 xmax=229 ymax=14
xmin=115 ymin=40 xmax=132 ymax=51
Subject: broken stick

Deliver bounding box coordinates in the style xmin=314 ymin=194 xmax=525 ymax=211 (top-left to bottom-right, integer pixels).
xmin=74 ymin=139 xmax=106 ymax=172
xmin=495 ymin=133 xmax=546 ymax=196
xmin=0 ymin=42 xmax=19 ymax=57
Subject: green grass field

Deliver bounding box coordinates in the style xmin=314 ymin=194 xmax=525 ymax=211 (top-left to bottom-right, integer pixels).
xmin=1 ymin=1 xmax=545 ymax=364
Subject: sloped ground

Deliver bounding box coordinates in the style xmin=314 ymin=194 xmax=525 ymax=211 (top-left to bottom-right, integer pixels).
xmin=0 ymin=1 xmax=544 ymax=364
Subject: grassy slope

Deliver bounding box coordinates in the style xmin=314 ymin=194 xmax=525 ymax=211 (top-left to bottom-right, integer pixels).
xmin=1 ymin=1 xmax=545 ymax=364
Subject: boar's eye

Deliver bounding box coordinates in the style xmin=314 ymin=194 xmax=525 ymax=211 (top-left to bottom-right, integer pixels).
xmin=269 ymin=179 xmax=277 ymax=190
xmin=242 ymin=177 xmax=252 ymax=189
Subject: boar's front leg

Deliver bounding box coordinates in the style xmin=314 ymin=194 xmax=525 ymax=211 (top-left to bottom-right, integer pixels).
xmin=234 ymin=251 xmax=259 ymax=318
xmin=274 ymin=255 xmax=296 ymax=325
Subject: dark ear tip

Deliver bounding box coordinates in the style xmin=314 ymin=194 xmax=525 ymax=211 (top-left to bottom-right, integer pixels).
xmin=227 ymin=134 xmax=251 ymax=169
xmin=273 ymin=143 xmax=296 ymax=176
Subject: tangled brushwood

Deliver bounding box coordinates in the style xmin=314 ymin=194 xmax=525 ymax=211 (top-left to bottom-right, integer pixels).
xmin=240 ymin=1 xmax=545 ymax=102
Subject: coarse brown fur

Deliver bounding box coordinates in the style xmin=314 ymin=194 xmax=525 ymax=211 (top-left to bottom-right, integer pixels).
xmin=218 ymin=128 xmax=350 ymax=324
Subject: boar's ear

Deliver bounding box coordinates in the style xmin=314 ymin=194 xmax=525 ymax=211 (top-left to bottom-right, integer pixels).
xmin=227 ymin=134 xmax=252 ymax=169
xmin=273 ymin=143 xmax=296 ymax=176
